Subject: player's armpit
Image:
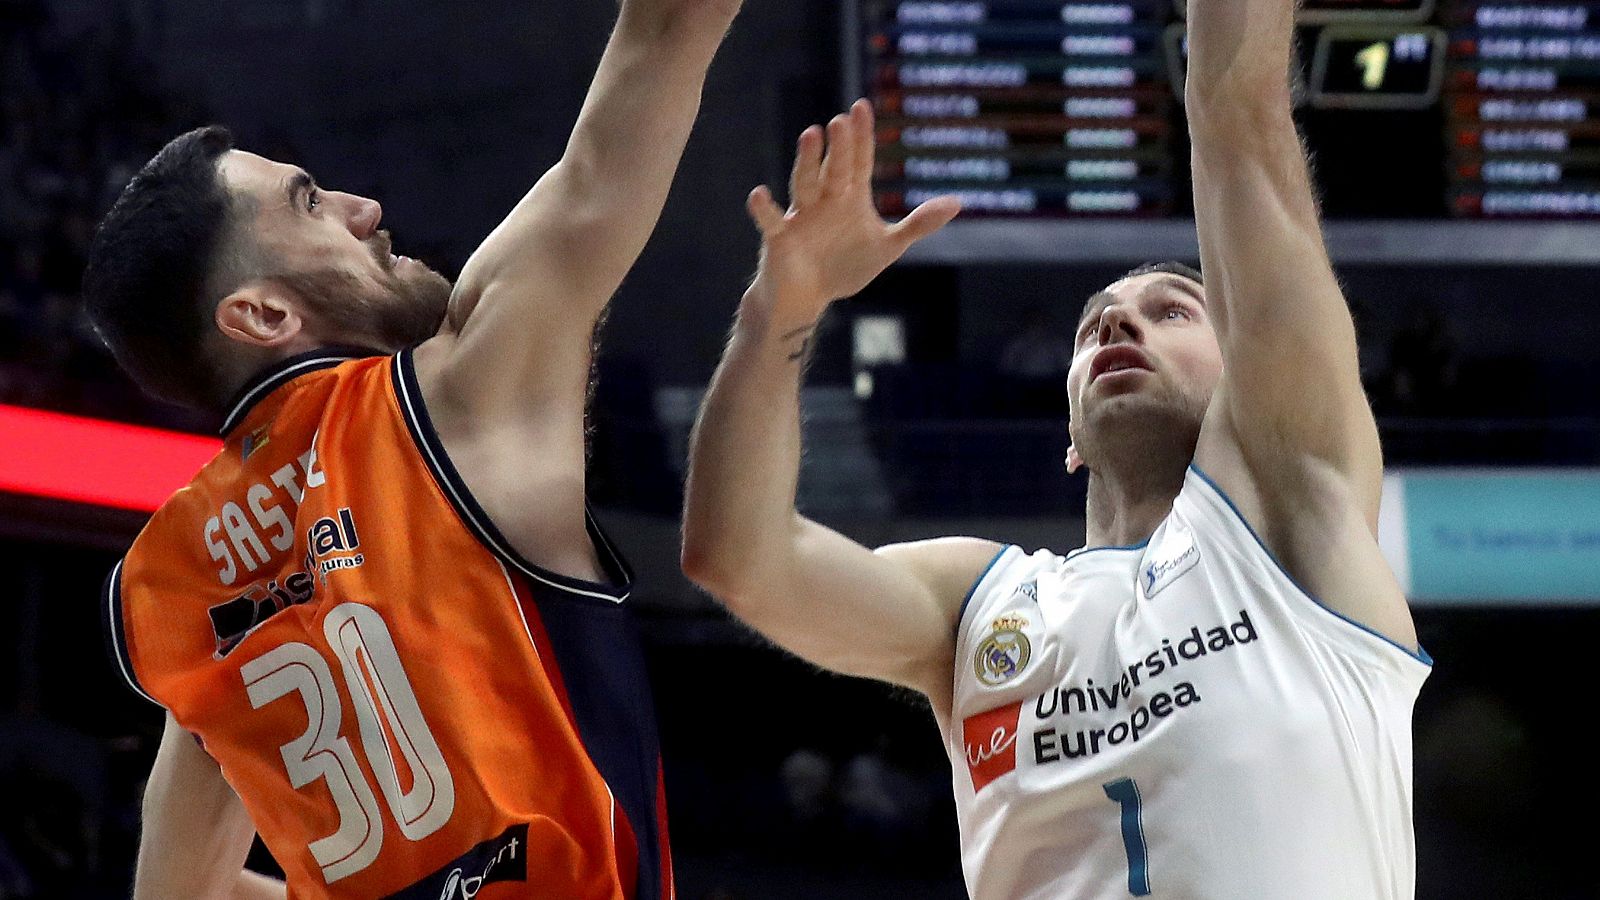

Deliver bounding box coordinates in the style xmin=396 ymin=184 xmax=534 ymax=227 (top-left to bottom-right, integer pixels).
xmin=133 ymin=714 xmax=262 ymax=900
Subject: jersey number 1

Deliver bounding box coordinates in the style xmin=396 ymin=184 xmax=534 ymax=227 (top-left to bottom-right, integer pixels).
xmin=1103 ymin=777 xmax=1151 ymax=896
xmin=241 ymin=602 xmax=456 ymax=883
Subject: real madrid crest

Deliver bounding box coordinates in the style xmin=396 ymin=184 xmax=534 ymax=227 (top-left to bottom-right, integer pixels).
xmin=974 ymin=614 xmax=1032 ymax=687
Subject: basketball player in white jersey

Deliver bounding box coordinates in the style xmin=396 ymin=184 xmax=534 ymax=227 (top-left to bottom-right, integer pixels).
xmin=679 ymin=0 xmax=1429 ymax=894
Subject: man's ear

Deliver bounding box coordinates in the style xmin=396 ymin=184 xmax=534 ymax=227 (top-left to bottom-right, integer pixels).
xmin=215 ymin=284 xmax=304 ymax=348
xmin=1066 ymin=442 xmax=1086 ymax=475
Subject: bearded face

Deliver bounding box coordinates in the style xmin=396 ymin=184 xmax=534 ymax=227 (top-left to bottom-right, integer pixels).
xmin=216 ymin=150 xmax=453 ymax=353
xmin=274 ymin=233 xmax=454 ymax=350
xmin=1065 ymin=272 xmax=1224 ymax=472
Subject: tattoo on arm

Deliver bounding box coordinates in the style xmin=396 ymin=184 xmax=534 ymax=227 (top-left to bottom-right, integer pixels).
xmin=782 ymin=324 xmax=818 ymax=364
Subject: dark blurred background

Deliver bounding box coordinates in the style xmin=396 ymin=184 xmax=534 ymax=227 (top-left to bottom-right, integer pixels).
xmin=1 ymin=0 xmax=1598 ymax=897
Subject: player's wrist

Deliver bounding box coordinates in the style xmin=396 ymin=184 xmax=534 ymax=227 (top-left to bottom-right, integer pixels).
xmin=741 ymin=274 xmax=828 ymax=333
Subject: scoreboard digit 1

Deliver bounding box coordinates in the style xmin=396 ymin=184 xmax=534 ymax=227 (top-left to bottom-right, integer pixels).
xmin=1309 ymin=26 xmax=1447 ymax=108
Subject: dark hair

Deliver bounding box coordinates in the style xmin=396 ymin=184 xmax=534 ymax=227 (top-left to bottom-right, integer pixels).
xmin=1120 ymin=260 xmax=1203 ymax=285
xmin=83 ymin=125 xmax=241 ymax=407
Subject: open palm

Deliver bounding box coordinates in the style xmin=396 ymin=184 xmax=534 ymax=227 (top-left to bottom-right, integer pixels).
xmin=748 ymin=100 xmax=960 ymax=319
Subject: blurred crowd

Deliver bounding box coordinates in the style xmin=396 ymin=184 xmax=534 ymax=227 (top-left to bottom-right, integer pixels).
xmin=0 ymin=0 xmax=209 ymax=431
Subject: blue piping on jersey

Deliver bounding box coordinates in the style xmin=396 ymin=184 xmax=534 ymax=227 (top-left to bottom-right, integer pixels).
xmin=1187 ymin=464 xmax=1434 ymax=667
xmin=1065 ymin=538 xmax=1152 ymax=561
xmin=957 ymin=546 xmax=1013 ymax=625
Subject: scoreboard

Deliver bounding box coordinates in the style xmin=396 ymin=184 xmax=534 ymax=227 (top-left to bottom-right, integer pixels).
xmin=853 ymin=0 xmax=1600 ymax=229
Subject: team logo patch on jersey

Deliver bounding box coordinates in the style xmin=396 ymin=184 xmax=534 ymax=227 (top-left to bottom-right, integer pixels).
xmin=974 ymin=614 xmax=1032 ymax=687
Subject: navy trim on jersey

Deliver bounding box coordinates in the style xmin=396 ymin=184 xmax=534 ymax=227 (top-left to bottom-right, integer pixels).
xmin=957 ymin=546 xmax=1015 ymax=625
xmin=103 ymin=560 xmax=159 ymax=705
xmin=390 ymin=347 xmax=633 ymax=602
xmin=219 ymin=346 xmax=384 ymax=436
xmin=1187 ymin=464 xmax=1434 ymax=666
xmin=507 ymin=568 xmax=665 ymax=900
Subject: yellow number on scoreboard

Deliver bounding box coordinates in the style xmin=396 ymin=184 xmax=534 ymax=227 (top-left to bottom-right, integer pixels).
xmin=1354 ymin=41 xmax=1390 ymax=91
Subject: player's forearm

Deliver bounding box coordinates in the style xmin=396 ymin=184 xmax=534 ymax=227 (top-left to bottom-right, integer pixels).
xmin=134 ymin=717 xmax=260 ymax=900
xmin=1182 ymin=0 xmax=1376 ymax=480
xmin=544 ymin=11 xmax=728 ymax=289
xmin=1183 ymin=0 xmax=1296 ymax=134
xmin=1183 ymin=0 xmax=1334 ymax=342
xmin=464 ymin=7 xmax=730 ymax=310
xmin=682 ymin=283 xmax=817 ymax=602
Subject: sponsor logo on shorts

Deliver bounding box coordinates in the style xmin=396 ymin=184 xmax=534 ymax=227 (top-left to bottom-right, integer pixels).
xmin=384 ymin=824 xmax=528 ymax=900
xmin=974 ymin=614 xmax=1032 ymax=687
xmin=963 ymin=701 xmax=1023 ymax=792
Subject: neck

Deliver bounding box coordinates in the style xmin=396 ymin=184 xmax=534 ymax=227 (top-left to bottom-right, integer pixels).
xmin=1081 ymin=460 xmax=1189 ymax=549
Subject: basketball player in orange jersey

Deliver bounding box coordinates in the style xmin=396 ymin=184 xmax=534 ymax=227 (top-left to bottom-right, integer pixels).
xmin=683 ymin=0 xmax=1428 ymax=892
xmin=83 ymin=1 xmax=742 ymax=896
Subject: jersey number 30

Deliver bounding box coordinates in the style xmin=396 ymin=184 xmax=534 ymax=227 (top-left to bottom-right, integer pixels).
xmin=241 ymin=603 xmax=457 ymax=883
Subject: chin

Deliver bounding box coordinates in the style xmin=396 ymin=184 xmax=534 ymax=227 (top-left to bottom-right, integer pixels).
xmin=1084 ymin=391 xmax=1206 ymax=441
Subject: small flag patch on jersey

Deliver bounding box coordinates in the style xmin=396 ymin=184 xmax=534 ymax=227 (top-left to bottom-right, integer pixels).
xmin=241 ymin=426 xmax=271 ymax=461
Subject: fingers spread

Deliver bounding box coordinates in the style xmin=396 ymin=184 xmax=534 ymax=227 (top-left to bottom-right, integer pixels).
xmin=746 ymin=185 xmax=785 ymax=235
xmin=790 ymin=125 xmax=824 ymax=209
xmin=818 ymin=113 xmax=855 ymax=198
xmin=850 ymin=98 xmax=875 ymax=190
xmin=891 ymin=195 xmax=962 ymax=248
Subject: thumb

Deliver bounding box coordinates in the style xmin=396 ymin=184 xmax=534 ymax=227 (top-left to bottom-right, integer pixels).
xmin=889 ymin=195 xmax=961 ymax=248
xmin=746 ymin=185 xmax=785 ymax=236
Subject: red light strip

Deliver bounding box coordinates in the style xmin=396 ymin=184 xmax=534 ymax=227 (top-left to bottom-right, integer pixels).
xmin=0 ymin=404 xmax=221 ymax=513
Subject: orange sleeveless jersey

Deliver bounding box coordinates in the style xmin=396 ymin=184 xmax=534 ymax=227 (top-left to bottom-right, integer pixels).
xmin=105 ymin=349 xmax=673 ymax=899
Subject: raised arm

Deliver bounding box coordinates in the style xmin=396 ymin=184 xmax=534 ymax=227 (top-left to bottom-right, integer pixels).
xmin=421 ymin=0 xmax=742 ymax=423
xmin=133 ymin=714 xmax=284 ymax=900
xmin=410 ymin=0 xmax=741 ymax=577
xmin=680 ymin=101 xmax=994 ymax=712
xmin=1184 ymin=0 xmax=1418 ymax=649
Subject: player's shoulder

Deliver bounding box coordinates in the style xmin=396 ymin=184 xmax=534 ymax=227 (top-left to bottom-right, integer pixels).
xmin=876 ymin=538 xmax=1062 ymax=627
xmin=877 ymin=536 xmax=1007 ymax=591
xmin=128 ymin=350 xmax=396 ymax=567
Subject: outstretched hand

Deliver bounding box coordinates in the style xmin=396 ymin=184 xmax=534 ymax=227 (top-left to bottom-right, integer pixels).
xmin=746 ymin=99 xmax=960 ymax=325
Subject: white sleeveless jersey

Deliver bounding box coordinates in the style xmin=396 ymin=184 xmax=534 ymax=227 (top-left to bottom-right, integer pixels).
xmin=942 ymin=466 xmax=1430 ymax=900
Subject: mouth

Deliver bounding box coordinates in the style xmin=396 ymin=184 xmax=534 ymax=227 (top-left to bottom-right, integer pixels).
xmin=370 ymin=230 xmax=400 ymax=271
xmin=1089 ymin=345 xmax=1154 ymax=383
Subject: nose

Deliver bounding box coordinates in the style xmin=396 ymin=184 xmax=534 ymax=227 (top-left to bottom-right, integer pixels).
xmin=1096 ymin=303 xmax=1142 ymax=345
xmin=334 ymin=192 xmax=383 ymax=239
